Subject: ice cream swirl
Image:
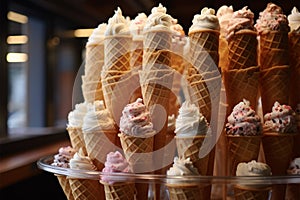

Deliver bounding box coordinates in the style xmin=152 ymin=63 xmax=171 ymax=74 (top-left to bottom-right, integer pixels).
xmin=69 ymin=148 xmax=97 ymax=171
xmin=82 ymin=100 xmax=116 ymax=133
xmin=101 ymin=151 xmax=132 ymax=184
xmin=105 ymin=7 xmax=130 ymax=36
xmin=255 ymin=3 xmax=290 ymax=33
xmin=67 ymin=102 xmax=88 ymax=128
xmin=52 ymin=146 xmax=76 ymax=168
xmin=119 ymin=98 xmax=156 ymax=138
xmin=144 ymin=3 xmax=173 ymax=31
xmin=263 ymin=101 xmax=297 ymax=133
xmin=167 ymin=157 xmax=199 ymax=176
xmin=175 ymin=101 xmax=209 ymax=137
xmin=87 ymin=23 xmax=107 ymax=46
xmin=226 ymin=6 xmax=255 ymax=39
xmin=129 ymin=13 xmax=147 ymax=40
xmin=189 ymin=7 xmax=220 ymax=33
xmin=236 ymin=160 xmax=272 ymax=176
xmin=226 ymin=99 xmax=262 ymax=136
xmin=288 ymin=7 xmax=300 ymax=33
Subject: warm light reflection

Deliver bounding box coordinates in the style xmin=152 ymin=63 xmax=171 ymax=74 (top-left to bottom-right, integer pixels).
xmin=7 ymin=11 xmax=28 ymax=24
xmin=7 ymin=35 xmax=28 ymax=44
xmin=74 ymin=29 xmax=94 ymax=37
xmin=6 ymin=53 xmax=28 ymax=63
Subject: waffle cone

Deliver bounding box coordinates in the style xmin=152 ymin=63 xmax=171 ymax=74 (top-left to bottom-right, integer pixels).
xmin=118 ymin=133 xmax=153 ymax=173
xmin=67 ymin=127 xmax=87 ymax=155
xmin=259 ymin=31 xmax=289 ymax=70
xmin=226 ymin=135 xmax=262 ymax=176
xmin=85 ymin=43 xmax=104 ymax=79
xmin=103 ymin=35 xmax=132 ymax=72
xmin=285 ymin=183 xmax=300 ymax=200
xmin=143 ymin=29 xmax=172 ymax=52
xmin=262 ymin=132 xmax=295 ymax=175
xmin=227 ymin=30 xmax=258 ymax=70
xmin=166 ymin=183 xmax=208 ymax=200
xmin=130 ymin=39 xmax=143 ymax=69
xmin=288 ymin=32 xmax=300 ymax=108
xmin=219 ymin=36 xmax=229 ymax=72
xmin=175 ymin=135 xmax=213 ymax=176
xmin=84 ymin=129 xmax=117 ymax=170
xmin=259 ymin=65 xmax=290 ymax=115
xmin=69 ymin=178 xmax=103 ymax=200
xmin=55 ymin=175 xmax=74 ymax=200
xmin=188 ymin=29 xmax=220 ymax=73
xmin=100 ymin=181 xmax=135 ymax=200
xmin=143 ymin=50 xmax=172 ymax=70
xmin=223 ymin=66 xmax=260 ymax=114
xmin=82 ymin=80 xmax=104 ymax=103
xmin=234 ymin=184 xmax=271 ymax=200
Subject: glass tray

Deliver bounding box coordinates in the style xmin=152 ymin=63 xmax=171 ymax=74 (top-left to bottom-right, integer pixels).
xmin=37 ymin=154 xmax=300 ymax=185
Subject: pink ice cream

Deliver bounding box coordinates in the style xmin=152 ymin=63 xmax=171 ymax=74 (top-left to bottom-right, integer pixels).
xmin=263 ymin=101 xmax=297 ymax=133
xmin=226 ymin=99 xmax=262 ymax=136
xmin=226 ymin=6 xmax=255 ymax=39
xmin=255 ymin=3 xmax=290 ymax=33
xmin=101 ymin=151 xmax=132 ymax=184
xmin=52 ymin=146 xmax=76 ymax=168
xmin=119 ymin=98 xmax=156 ymax=138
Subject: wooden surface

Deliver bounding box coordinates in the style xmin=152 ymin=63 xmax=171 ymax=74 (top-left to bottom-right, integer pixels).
xmin=0 ymin=139 xmax=71 ymax=188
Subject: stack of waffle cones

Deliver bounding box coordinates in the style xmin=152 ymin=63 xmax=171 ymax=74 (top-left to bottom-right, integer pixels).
xmin=258 ymin=30 xmax=291 ymax=200
xmin=101 ymin=35 xmax=132 ymax=119
xmin=82 ymin=38 xmax=105 ymax=103
xmin=259 ymin=31 xmax=290 ymax=114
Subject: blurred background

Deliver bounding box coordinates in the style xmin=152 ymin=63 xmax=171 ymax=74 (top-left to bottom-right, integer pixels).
xmin=0 ymin=0 xmax=298 ymax=199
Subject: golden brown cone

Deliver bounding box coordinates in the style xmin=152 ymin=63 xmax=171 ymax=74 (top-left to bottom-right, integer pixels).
xmin=227 ymin=29 xmax=258 ymax=70
xmin=262 ymin=132 xmax=296 ymax=200
xmin=219 ymin=36 xmax=229 ymax=72
xmin=188 ymin=29 xmax=220 ymax=73
xmin=259 ymin=65 xmax=290 ymax=115
xmin=84 ymin=130 xmax=117 ymax=171
xmin=68 ymin=178 xmax=103 ymax=200
xmin=85 ymin=44 xmax=104 ymax=78
xmin=67 ymin=127 xmax=87 ymax=156
xmin=285 ymin=183 xmax=300 ymax=200
xmin=166 ymin=183 xmax=207 ymax=200
xmin=55 ymin=175 xmax=74 ymax=200
xmin=223 ymin=66 xmax=260 ymax=115
xmin=288 ymin=32 xmax=300 ymax=109
xmin=118 ymin=133 xmax=153 ymax=200
xmin=100 ymin=181 xmax=136 ymax=200
xmin=233 ymin=185 xmax=271 ymax=200
xmin=175 ymin=135 xmax=214 ymax=200
xmin=259 ymin=31 xmax=289 ymax=70
xmin=226 ymin=135 xmax=262 ymax=176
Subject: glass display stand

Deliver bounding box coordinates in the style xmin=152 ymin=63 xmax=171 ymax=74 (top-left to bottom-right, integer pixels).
xmin=37 ymin=155 xmax=300 ymax=200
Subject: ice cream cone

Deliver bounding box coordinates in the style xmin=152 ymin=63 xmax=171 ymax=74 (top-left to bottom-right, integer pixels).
xmin=259 ymin=31 xmax=289 ymax=70
xmin=84 ymin=130 xmax=117 ymax=170
xmin=262 ymin=132 xmax=296 ymax=200
xmin=118 ymin=133 xmax=153 ymax=172
xmin=227 ymin=29 xmax=258 ymax=70
xmin=68 ymin=178 xmax=103 ymax=200
xmin=166 ymin=183 xmax=207 ymax=200
xmin=226 ymin=135 xmax=262 ymax=176
xmin=67 ymin=127 xmax=87 ymax=156
xmin=100 ymin=181 xmax=135 ymax=200
xmin=55 ymin=175 xmax=74 ymax=200
xmin=259 ymin=65 xmax=290 ymax=115
xmin=223 ymin=66 xmax=260 ymax=115
xmin=143 ymin=29 xmax=172 ymax=52
xmin=233 ymin=185 xmax=271 ymax=200
xmin=84 ymin=43 xmax=105 ymax=80
xmin=188 ymin=29 xmax=220 ymax=73
xmin=288 ymin=32 xmax=300 ymax=109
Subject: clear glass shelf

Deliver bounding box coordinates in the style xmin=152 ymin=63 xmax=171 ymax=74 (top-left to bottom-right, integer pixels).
xmin=37 ymin=154 xmax=300 ymax=185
